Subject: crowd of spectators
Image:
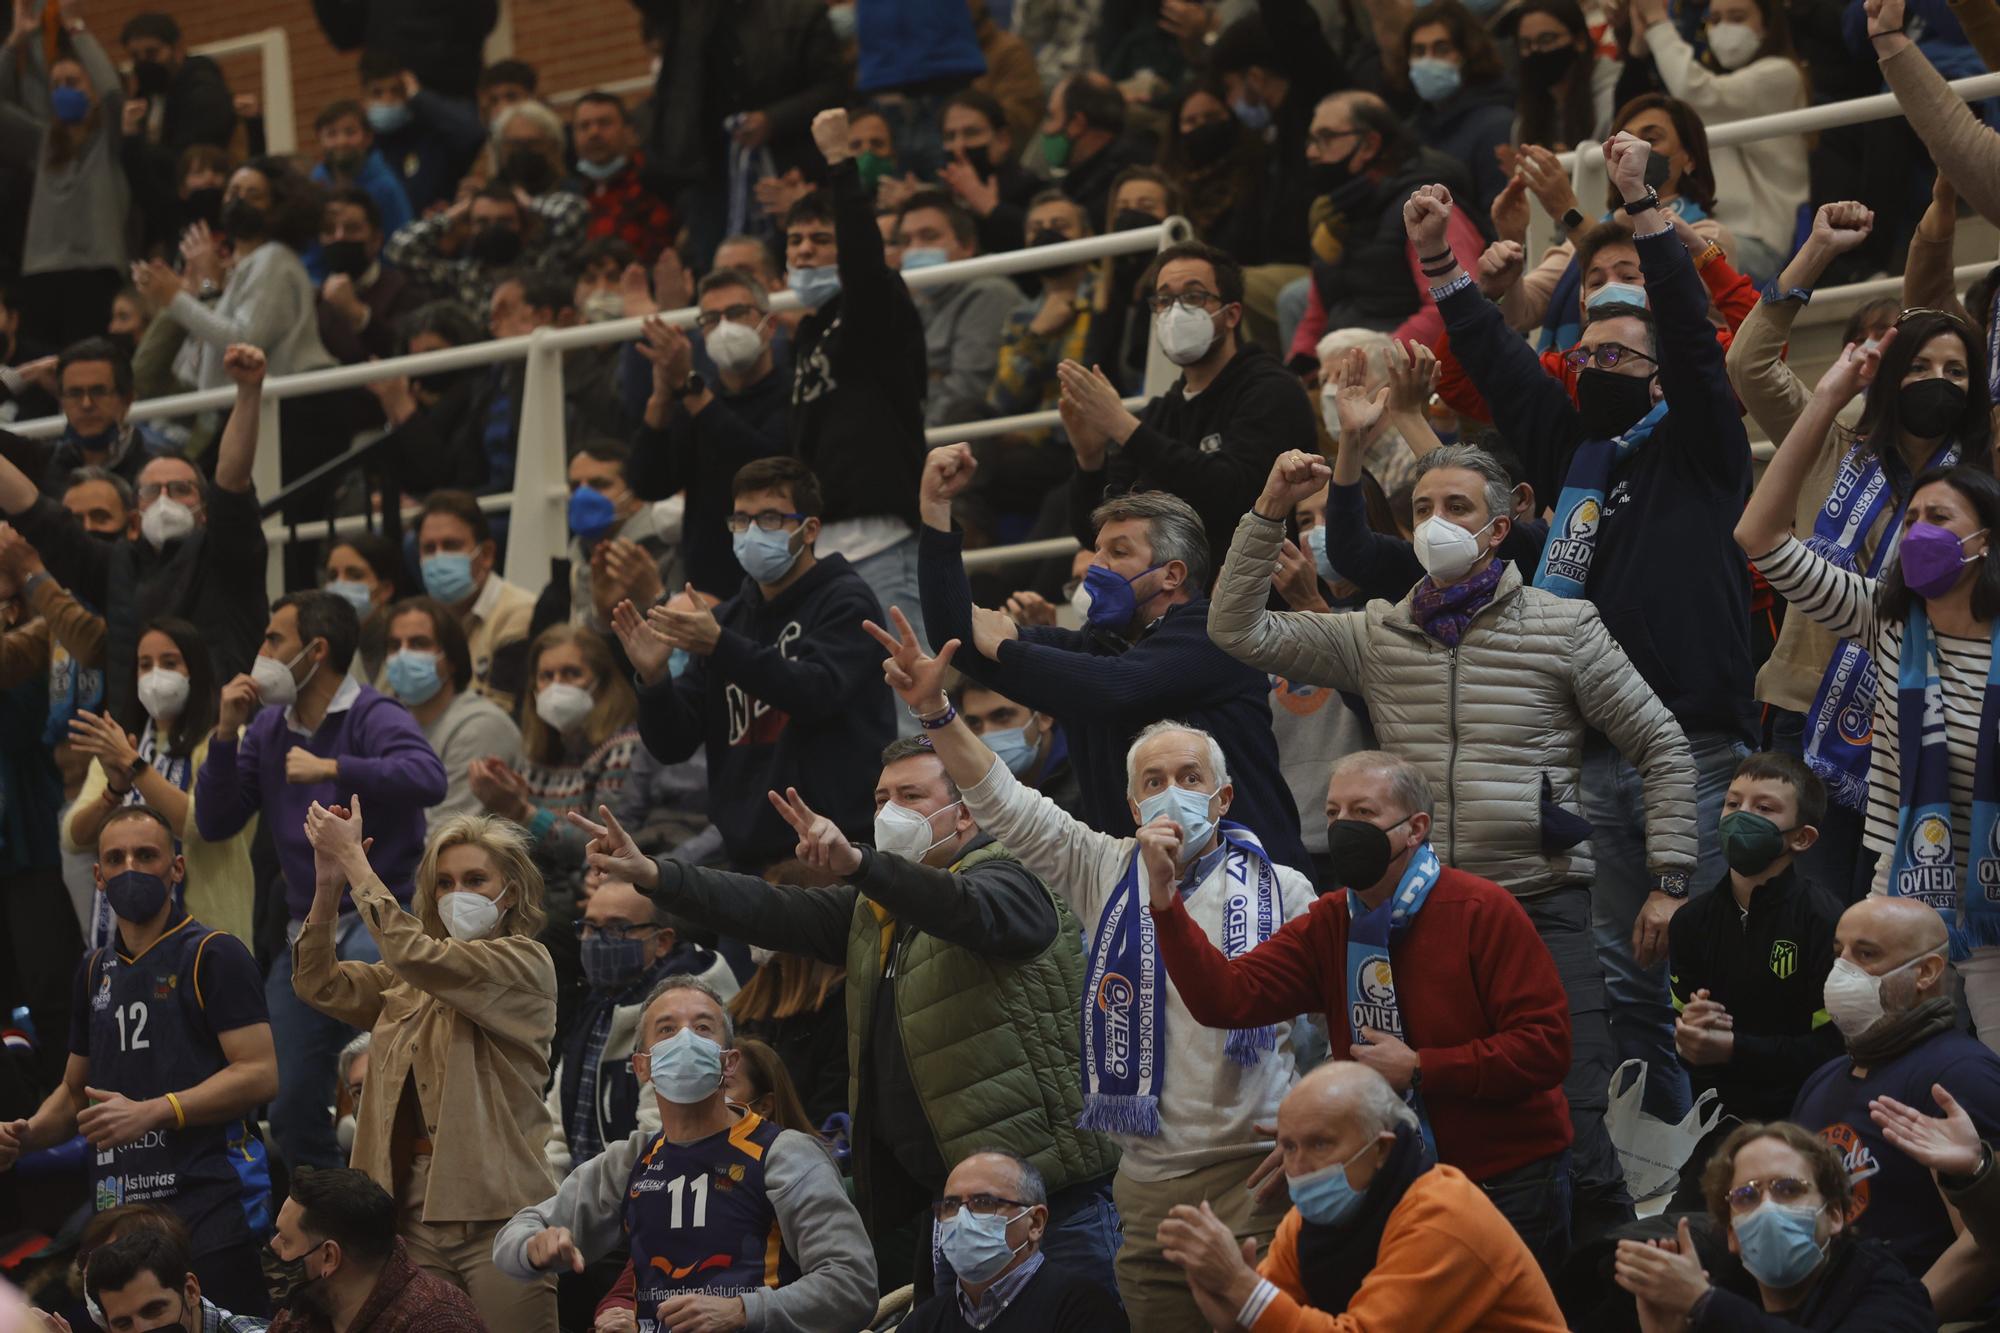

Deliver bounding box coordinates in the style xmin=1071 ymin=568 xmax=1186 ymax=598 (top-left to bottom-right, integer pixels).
xmin=12 ymin=0 xmax=2000 ymax=1328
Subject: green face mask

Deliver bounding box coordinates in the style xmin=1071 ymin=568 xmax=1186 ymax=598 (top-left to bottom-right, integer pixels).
xmin=1719 ymin=809 xmax=1795 ymax=876
xmin=855 ymin=150 xmax=894 ymax=194
xmin=1041 ymin=130 xmax=1072 ymax=171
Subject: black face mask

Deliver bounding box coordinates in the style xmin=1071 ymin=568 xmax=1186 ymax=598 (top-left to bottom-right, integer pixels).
xmin=1113 ymin=208 xmax=1160 ymax=233
xmin=1643 ymin=151 xmax=1673 ymax=192
xmin=132 ymin=59 xmax=172 ymax=99
xmin=183 ymin=185 xmax=223 ymax=228
xmin=1029 ymin=225 xmax=1069 ymax=249
xmin=87 ymin=524 xmax=122 ymax=543
xmin=1575 ymin=367 xmax=1656 ymax=439
xmin=414 ymin=366 xmax=471 ymax=397
xmin=503 ymin=146 xmax=557 ymax=195
xmin=1899 ymin=377 xmax=1968 ymax=439
xmin=467 ymin=225 xmax=523 ymax=266
xmin=325 ymin=146 xmax=365 ymax=177
xmin=1181 ymin=119 xmax=1235 ymax=167
xmin=1521 ymin=46 xmax=1579 ymax=88
xmin=262 ymin=1241 xmax=330 ymax=1312
xmin=957 ymin=144 xmax=992 ymax=177
xmin=105 ymin=329 xmax=137 ymax=358
xmin=220 ymin=197 xmax=266 ymax=239
xmin=322 ymin=239 xmax=371 ymax=278
xmin=1325 ymin=815 xmax=1413 ymax=891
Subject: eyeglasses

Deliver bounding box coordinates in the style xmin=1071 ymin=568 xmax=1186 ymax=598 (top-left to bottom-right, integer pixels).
xmin=932 ymin=1193 xmax=1031 ymax=1221
xmin=1726 ymin=1176 xmax=1818 ymax=1213
xmin=1307 ymin=128 xmax=1361 ymax=151
xmin=60 ymin=386 xmax=120 ymax=403
xmin=694 ymin=305 xmax=764 ymax=332
xmin=1147 ymin=289 xmax=1222 ymax=314
xmin=1564 ymin=342 xmax=1657 ymax=372
xmin=574 ymin=920 xmax=657 ymax=941
xmin=725 ymin=510 xmax=805 ymax=533
xmin=137 ymin=479 xmax=200 ymax=503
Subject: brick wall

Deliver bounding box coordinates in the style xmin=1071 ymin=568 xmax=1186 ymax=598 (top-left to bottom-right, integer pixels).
xmin=69 ymin=0 xmax=651 ymax=155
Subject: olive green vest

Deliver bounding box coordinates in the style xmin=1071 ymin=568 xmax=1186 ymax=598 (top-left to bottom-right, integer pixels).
xmin=844 ymin=840 xmax=1120 ymax=1198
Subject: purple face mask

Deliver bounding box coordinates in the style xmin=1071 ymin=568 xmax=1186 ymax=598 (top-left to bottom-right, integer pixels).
xmin=1900 ymin=521 xmax=1987 ymax=599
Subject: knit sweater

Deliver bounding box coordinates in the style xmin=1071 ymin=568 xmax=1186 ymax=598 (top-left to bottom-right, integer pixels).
xmin=1154 ymin=861 xmax=1574 ymax=1181
xmin=195 ymin=686 xmax=447 ymax=913
xmin=166 ymin=242 xmax=335 ymax=385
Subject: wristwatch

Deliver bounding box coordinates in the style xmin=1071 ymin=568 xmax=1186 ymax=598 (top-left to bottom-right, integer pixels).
xmin=670 ymin=372 xmax=706 ymax=400
xmin=1560 ymin=207 xmax=1585 ymax=233
xmin=1655 ymin=870 xmax=1690 ymax=900
xmin=1621 ymin=188 xmax=1660 ymax=217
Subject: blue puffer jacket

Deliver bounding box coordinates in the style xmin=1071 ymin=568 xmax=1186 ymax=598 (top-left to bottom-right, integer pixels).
xmin=856 ymin=0 xmax=986 ymax=91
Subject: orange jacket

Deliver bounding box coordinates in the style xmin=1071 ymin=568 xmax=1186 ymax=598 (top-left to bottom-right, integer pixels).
xmin=1249 ymin=1165 xmax=1566 ymax=1333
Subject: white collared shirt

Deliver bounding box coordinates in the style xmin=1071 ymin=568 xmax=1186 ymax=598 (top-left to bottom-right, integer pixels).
xmin=287 ymin=672 xmax=361 ymax=735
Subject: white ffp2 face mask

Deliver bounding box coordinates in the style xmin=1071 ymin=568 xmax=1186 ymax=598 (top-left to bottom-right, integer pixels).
xmin=1412 ymin=514 xmax=1497 ymax=584
xmin=874 ymin=799 xmax=961 ymax=861
xmin=705 ymin=318 xmax=765 ymax=375
xmin=1705 ymin=21 xmax=1762 ymax=69
xmin=141 ymin=496 xmax=197 ymax=547
xmin=439 ymin=891 xmax=503 ymax=941
xmin=1822 ymin=949 xmax=1940 ymax=1040
xmin=1156 ymin=304 xmax=1219 ymax=366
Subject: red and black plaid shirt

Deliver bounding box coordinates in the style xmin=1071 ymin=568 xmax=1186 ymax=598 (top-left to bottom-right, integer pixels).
xmin=575 ymin=153 xmax=677 ymax=265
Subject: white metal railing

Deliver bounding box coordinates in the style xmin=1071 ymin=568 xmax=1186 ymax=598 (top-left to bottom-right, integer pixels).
xmin=10 ymin=221 xmax=1191 ymax=596
xmin=183 ymin=28 xmax=295 ymax=156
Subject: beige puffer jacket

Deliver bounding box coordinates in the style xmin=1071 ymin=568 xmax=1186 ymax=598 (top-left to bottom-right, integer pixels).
xmin=1209 ymin=512 xmax=1699 ymax=896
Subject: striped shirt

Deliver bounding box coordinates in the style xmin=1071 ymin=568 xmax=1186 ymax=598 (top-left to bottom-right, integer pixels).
xmin=1758 ymin=536 xmax=1993 ymax=898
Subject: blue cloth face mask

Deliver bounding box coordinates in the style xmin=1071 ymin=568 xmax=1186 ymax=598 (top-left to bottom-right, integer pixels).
xmin=1733 ymin=1201 xmax=1827 ymax=1288
xmin=1407 ymin=58 xmax=1463 ymax=103
xmin=787 ymin=264 xmax=843 ymax=309
xmin=421 ymin=552 xmax=476 ymax=602
xmin=733 ymin=526 xmax=802 ymax=585
xmin=580 ymin=934 xmax=649 ymax=991
xmin=1137 ymin=785 xmax=1218 ymax=864
xmin=385 ymin=649 xmax=444 ymax=705
xmin=1306 ymin=525 xmax=1341 ymax=585
xmin=1288 ymin=1138 xmax=1381 ymax=1226
xmin=569 ymin=485 xmax=619 ymax=540
xmin=986 ymin=723 xmax=1039 ymax=776
xmin=938 ymin=1207 xmax=1029 ymax=1285
xmin=51 ymin=85 xmax=90 ymax=124
xmin=365 ymin=100 xmax=412 ymax=134
xmin=326 ymin=579 xmax=374 ymax=619
xmin=1080 ymin=561 xmax=1164 ymax=629
xmin=1586 ymin=281 xmax=1649 ymax=313
xmin=901 ymin=247 xmax=950 ymax=271
xmin=646 ymin=1027 xmax=724 ymax=1104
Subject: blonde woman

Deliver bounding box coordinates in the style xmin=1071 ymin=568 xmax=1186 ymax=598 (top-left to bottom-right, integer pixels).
xmin=468 ymin=623 xmax=640 ymax=899
xmin=294 ymin=799 xmax=558 ymax=1328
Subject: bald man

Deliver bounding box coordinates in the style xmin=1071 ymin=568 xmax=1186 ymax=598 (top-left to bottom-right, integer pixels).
xmin=1792 ymin=896 xmax=2000 ymax=1288
xmin=1158 ymin=1062 xmax=1564 ymax=1331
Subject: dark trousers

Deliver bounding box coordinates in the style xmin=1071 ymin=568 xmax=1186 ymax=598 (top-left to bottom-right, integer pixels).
xmin=1520 ymin=884 xmax=1633 ymax=1247
xmin=1481 ymin=1149 xmax=1573 ymax=1278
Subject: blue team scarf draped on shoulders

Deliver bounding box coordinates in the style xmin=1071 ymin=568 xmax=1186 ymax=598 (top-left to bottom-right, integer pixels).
xmin=1803 ymin=439 xmax=1958 ymax=812
xmin=1534 ymin=400 xmax=1669 ymax=599
xmin=1078 ymin=821 xmax=1286 ymax=1137
xmin=1346 ymin=842 xmax=1443 ymax=1156
xmin=1888 ymin=604 xmax=2000 ymax=955
xmin=1538 ymin=196 xmax=1709 ymax=353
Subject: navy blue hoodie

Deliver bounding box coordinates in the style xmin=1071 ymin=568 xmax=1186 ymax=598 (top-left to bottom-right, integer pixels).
xmin=637 ymin=553 xmax=894 ymax=868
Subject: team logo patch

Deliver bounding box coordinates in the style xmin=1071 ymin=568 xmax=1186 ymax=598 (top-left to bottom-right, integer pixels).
xmin=1198 ymin=433 xmax=1223 ymax=454
xmin=1097 ymin=973 xmax=1134 ymax=1078
xmin=1564 ymin=498 xmax=1601 ymax=541
xmin=1769 ymin=940 xmax=1798 ymax=980
xmin=153 ymin=974 xmax=178 ymax=999
xmin=649 ymin=1253 xmax=733 ymax=1281
xmin=1818 ymin=1122 xmax=1879 ymax=1219
xmin=1911 ymin=813 xmax=1953 ymax=865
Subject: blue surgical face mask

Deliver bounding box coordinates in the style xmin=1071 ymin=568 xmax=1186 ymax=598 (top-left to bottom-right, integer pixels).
xmin=385 ymin=649 xmax=444 ymax=705
xmin=1081 ymin=561 xmax=1165 ymax=630
xmin=1733 ymin=1200 xmax=1827 ymax=1288
xmin=1230 ymin=96 xmax=1271 ymax=131
xmin=1407 ymin=58 xmax=1463 ymax=104
xmin=938 ymin=1207 xmax=1030 ymax=1285
xmin=576 ymin=155 xmax=629 ymax=182
xmin=569 ymin=485 xmax=619 ymax=540
xmin=326 ymin=579 xmax=375 ymax=620
xmin=787 ymin=264 xmax=843 ymax=309
xmin=1306 ymin=525 xmax=1340 ymax=585
xmin=365 ymin=100 xmax=412 ymax=134
xmin=1586 ymin=280 xmax=1649 ymax=313
xmin=1288 ymin=1138 xmax=1380 ymax=1226
xmin=1137 ymin=784 xmax=1219 ymax=863
xmin=733 ymin=525 xmax=803 ymax=585
xmin=421 ymin=551 xmax=476 ymax=603
xmin=646 ymin=1027 xmax=725 ymax=1104
xmin=901 ymin=247 xmax=949 ymax=271
xmin=986 ymin=722 xmax=1040 ymax=776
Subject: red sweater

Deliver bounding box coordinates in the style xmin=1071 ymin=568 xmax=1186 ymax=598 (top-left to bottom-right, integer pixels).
xmin=1152 ymin=865 xmax=1572 ymax=1181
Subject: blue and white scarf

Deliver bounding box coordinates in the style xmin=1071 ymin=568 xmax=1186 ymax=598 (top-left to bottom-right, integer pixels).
xmin=1534 ymin=400 xmax=1669 ymax=599
xmin=1346 ymin=843 xmax=1443 ymax=1154
xmin=1888 ymin=606 xmax=2000 ymax=955
xmin=1802 ymin=440 xmax=1956 ymax=811
xmin=1078 ymin=821 xmax=1284 ymax=1137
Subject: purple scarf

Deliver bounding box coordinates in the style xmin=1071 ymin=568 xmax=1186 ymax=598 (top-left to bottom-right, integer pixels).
xmin=1410 ymin=561 xmax=1505 ymax=646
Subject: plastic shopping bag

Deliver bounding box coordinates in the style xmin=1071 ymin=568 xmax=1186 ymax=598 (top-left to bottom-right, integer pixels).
xmin=1604 ymin=1059 xmax=1722 ymax=1201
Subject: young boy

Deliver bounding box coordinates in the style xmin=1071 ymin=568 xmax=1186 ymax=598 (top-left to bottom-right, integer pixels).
xmin=1665 ymin=751 xmax=1844 ymax=1202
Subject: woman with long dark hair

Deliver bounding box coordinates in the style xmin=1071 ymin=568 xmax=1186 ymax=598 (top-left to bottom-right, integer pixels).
xmin=1512 ymin=0 xmax=1620 ymax=148
xmin=1158 ymin=79 xmax=1268 ymax=265
xmin=1400 ymin=1 xmax=1517 ymax=215
xmin=1739 ymin=325 xmax=2000 ymax=1040
xmin=62 ymin=617 xmax=255 ymax=943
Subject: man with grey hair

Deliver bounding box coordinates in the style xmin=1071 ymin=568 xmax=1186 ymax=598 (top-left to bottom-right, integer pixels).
xmin=1153 ymin=748 xmax=1578 ymax=1273
xmin=919 ymin=444 xmax=1311 ymax=874
xmin=860 ymin=610 xmax=1314 ymax=1333
xmin=494 ymin=973 xmax=877 ymax=1332
xmin=899 ymin=1148 xmax=1130 ymax=1331
xmin=1158 ymin=1062 xmax=1565 ymax=1329
xmin=631 ymin=267 xmax=788 ymax=596
xmin=1212 ymin=445 xmax=1701 ymax=1243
